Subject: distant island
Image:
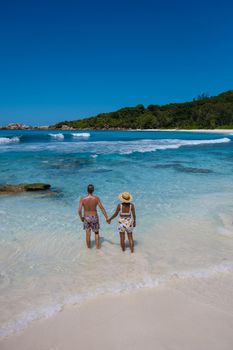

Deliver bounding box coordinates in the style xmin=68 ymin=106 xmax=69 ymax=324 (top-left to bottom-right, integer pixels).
xmin=1 ymin=90 xmax=233 ymax=130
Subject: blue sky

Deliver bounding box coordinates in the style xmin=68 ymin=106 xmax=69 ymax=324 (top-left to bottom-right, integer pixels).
xmin=0 ymin=0 xmax=233 ymax=125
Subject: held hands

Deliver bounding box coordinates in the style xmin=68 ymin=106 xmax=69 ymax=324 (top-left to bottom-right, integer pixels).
xmin=106 ymin=217 xmax=111 ymax=224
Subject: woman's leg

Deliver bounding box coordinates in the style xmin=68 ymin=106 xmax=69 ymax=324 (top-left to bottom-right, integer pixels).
xmin=119 ymin=232 xmax=125 ymax=251
xmin=127 ymin=232 xmax=134 ymax=253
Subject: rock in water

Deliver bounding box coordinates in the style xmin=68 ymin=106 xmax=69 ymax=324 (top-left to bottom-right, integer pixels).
xmin=0 ymin=183 xmax=51 ymax=194
xmin=0 ymin=185 xmax=24 ymax=193
xmin=23 ymin=183 xmax=51 ymax=191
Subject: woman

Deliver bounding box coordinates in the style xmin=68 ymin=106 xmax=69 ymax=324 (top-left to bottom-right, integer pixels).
xmin=107 ymin=192 xmax=136 ymax=253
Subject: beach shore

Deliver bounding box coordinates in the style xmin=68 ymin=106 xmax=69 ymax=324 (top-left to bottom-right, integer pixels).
xmin=139 ymin=129 xmax=233 ymax=133
xmin=1 ymin=272 xmax=233 ymax=350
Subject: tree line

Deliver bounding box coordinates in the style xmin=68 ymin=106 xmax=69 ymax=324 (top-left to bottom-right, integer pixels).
xmin=53 ymin=90 xmax=233 ymax=129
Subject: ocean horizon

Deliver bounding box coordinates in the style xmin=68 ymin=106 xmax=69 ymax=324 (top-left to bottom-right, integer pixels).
xmin=1 ymin=129 xmax=233 ymax=337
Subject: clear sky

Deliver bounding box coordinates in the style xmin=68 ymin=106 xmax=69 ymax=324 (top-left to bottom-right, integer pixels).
xmin=0 ymin=0 xmax=233 ymax=125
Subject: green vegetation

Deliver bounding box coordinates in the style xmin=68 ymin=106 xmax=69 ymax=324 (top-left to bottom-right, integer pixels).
xmin=53 ymin=90 xmax=233 ymax=129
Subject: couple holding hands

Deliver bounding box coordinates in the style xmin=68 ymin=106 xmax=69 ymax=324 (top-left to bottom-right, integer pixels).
xmin=78 ymin=184 xmax=136 ymax=253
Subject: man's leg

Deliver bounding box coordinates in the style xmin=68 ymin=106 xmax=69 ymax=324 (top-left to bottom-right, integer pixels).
xmin=127 ymin=232 xmax=134 ymax=253
xmin=95 ymin=231 xmax=100 ymax=249
xmin=86 ymin=229 xmax=91 ymax=248
xmin=120 ymin=232 xmax=125 ymax=251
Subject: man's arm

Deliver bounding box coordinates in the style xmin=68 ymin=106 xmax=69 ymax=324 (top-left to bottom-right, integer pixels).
xmin=78 ymin=197 xmax=84 ymax=222
xmin=132 ymin=204 xmax=136 ymax=227
xmin=97 ymin=198 xmax=108 ymax=220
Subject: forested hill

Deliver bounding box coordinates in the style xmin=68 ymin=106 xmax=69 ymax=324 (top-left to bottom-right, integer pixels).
xmin=53 ymin=91 xmax=233 ymax=129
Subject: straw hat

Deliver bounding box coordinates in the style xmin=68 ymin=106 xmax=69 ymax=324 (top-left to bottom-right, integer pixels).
xmin=118 ymin=191 xmax=133 ymax=203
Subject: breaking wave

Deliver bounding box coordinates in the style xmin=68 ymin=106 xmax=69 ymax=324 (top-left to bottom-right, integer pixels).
xmin=80 ymin=137 xmax=231 ymax=155
xmin=0 ymin=137 xmax=230 ymax=154
xmin=48 ymin=133 xmax=64 ymax=140
xmin=0 ymin=137 xmax=20 ymax=144
xmin=72 ymin=133 xmax=90 ymax=138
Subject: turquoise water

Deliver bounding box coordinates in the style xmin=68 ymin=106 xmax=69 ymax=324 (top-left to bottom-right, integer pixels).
xmin=0 ymin=130 xmax=233 ymax=336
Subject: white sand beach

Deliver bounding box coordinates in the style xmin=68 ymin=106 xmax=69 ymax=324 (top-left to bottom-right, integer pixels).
xmin=175 ymin=129 xmax=233 ymax=134
xmin=139 ymin=129 xmax=233 ymax=133
xmin=1 ymin=272 xmax=233 ymax=350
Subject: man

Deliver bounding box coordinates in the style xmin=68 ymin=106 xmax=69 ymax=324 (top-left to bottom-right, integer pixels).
xmin=78 ymin=184 xmax=108 ymax=249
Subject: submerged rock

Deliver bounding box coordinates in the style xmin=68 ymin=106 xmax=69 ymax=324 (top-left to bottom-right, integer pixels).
xmin=24 ymin=183 xmax=51 ymax=191
xmin=0 ymin=183 xmax=51 ymax=194
xmin=152 ymin=163 xmax=213 ymax=174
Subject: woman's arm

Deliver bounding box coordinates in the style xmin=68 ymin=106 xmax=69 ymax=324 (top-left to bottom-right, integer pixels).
xmin=132 ymin=204 xmax=136 ymax=227
xmin=108 ymin=204 xmax=120 ymax=223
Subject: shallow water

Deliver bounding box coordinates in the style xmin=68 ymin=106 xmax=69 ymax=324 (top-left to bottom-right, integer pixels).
xmin=0 ymin=130 xmax=233 ymax=336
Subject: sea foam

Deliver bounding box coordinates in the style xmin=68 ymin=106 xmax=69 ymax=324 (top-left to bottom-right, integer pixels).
xmin=48 ymin=133 xmax=64 ymax=140
xmin=0 ymin=136 xmax=230 ymax=154
xmin=0 ymin=303 xmax=63 ymax=338
xmin=93 ymin=137 xmax=231 ymax=155
xmin=72 ymin=133 xmax=90 ymax=138
xmin=0 ymin=137 xmax=20 ymax=144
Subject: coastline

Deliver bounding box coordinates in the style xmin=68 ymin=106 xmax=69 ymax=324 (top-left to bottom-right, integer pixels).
xmin=1 ymin=128 xmax=233 ymax=133
xmin=1 ymin=271 xmax=233 ymax=350
xmin=138 ymin=129 xmax=233 ymax=133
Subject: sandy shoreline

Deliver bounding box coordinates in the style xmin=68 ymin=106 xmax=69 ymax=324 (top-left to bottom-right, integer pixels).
xmin=138 ymin=129 xmax=233 ymax=133
xmin=1 ymin=128 xmax=233 ymax=133
xmin=1 ymin=272 xmax=233 ymax=350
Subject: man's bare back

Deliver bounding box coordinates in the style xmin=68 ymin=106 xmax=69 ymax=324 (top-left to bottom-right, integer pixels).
xmin=81 ymin=195 xmax=101 ymax=217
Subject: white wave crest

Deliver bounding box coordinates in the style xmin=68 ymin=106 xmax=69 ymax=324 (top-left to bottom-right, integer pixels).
xmin=0 ymin=137 xmax=20 ymax=144
xmin=90 ymin=137 xmax=230 ymax=155
xmin=121 ymin=137 xmax=231 ymax=154
xmin=49 ymin=133 xmax=64 ymax=140
xmin=72 ymin=133 xmax=90 ymax=138
xmin=0 ymin=137 xmax=230 ymax=154
xmin=182 ymin=137 xmax=230 ymax=146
